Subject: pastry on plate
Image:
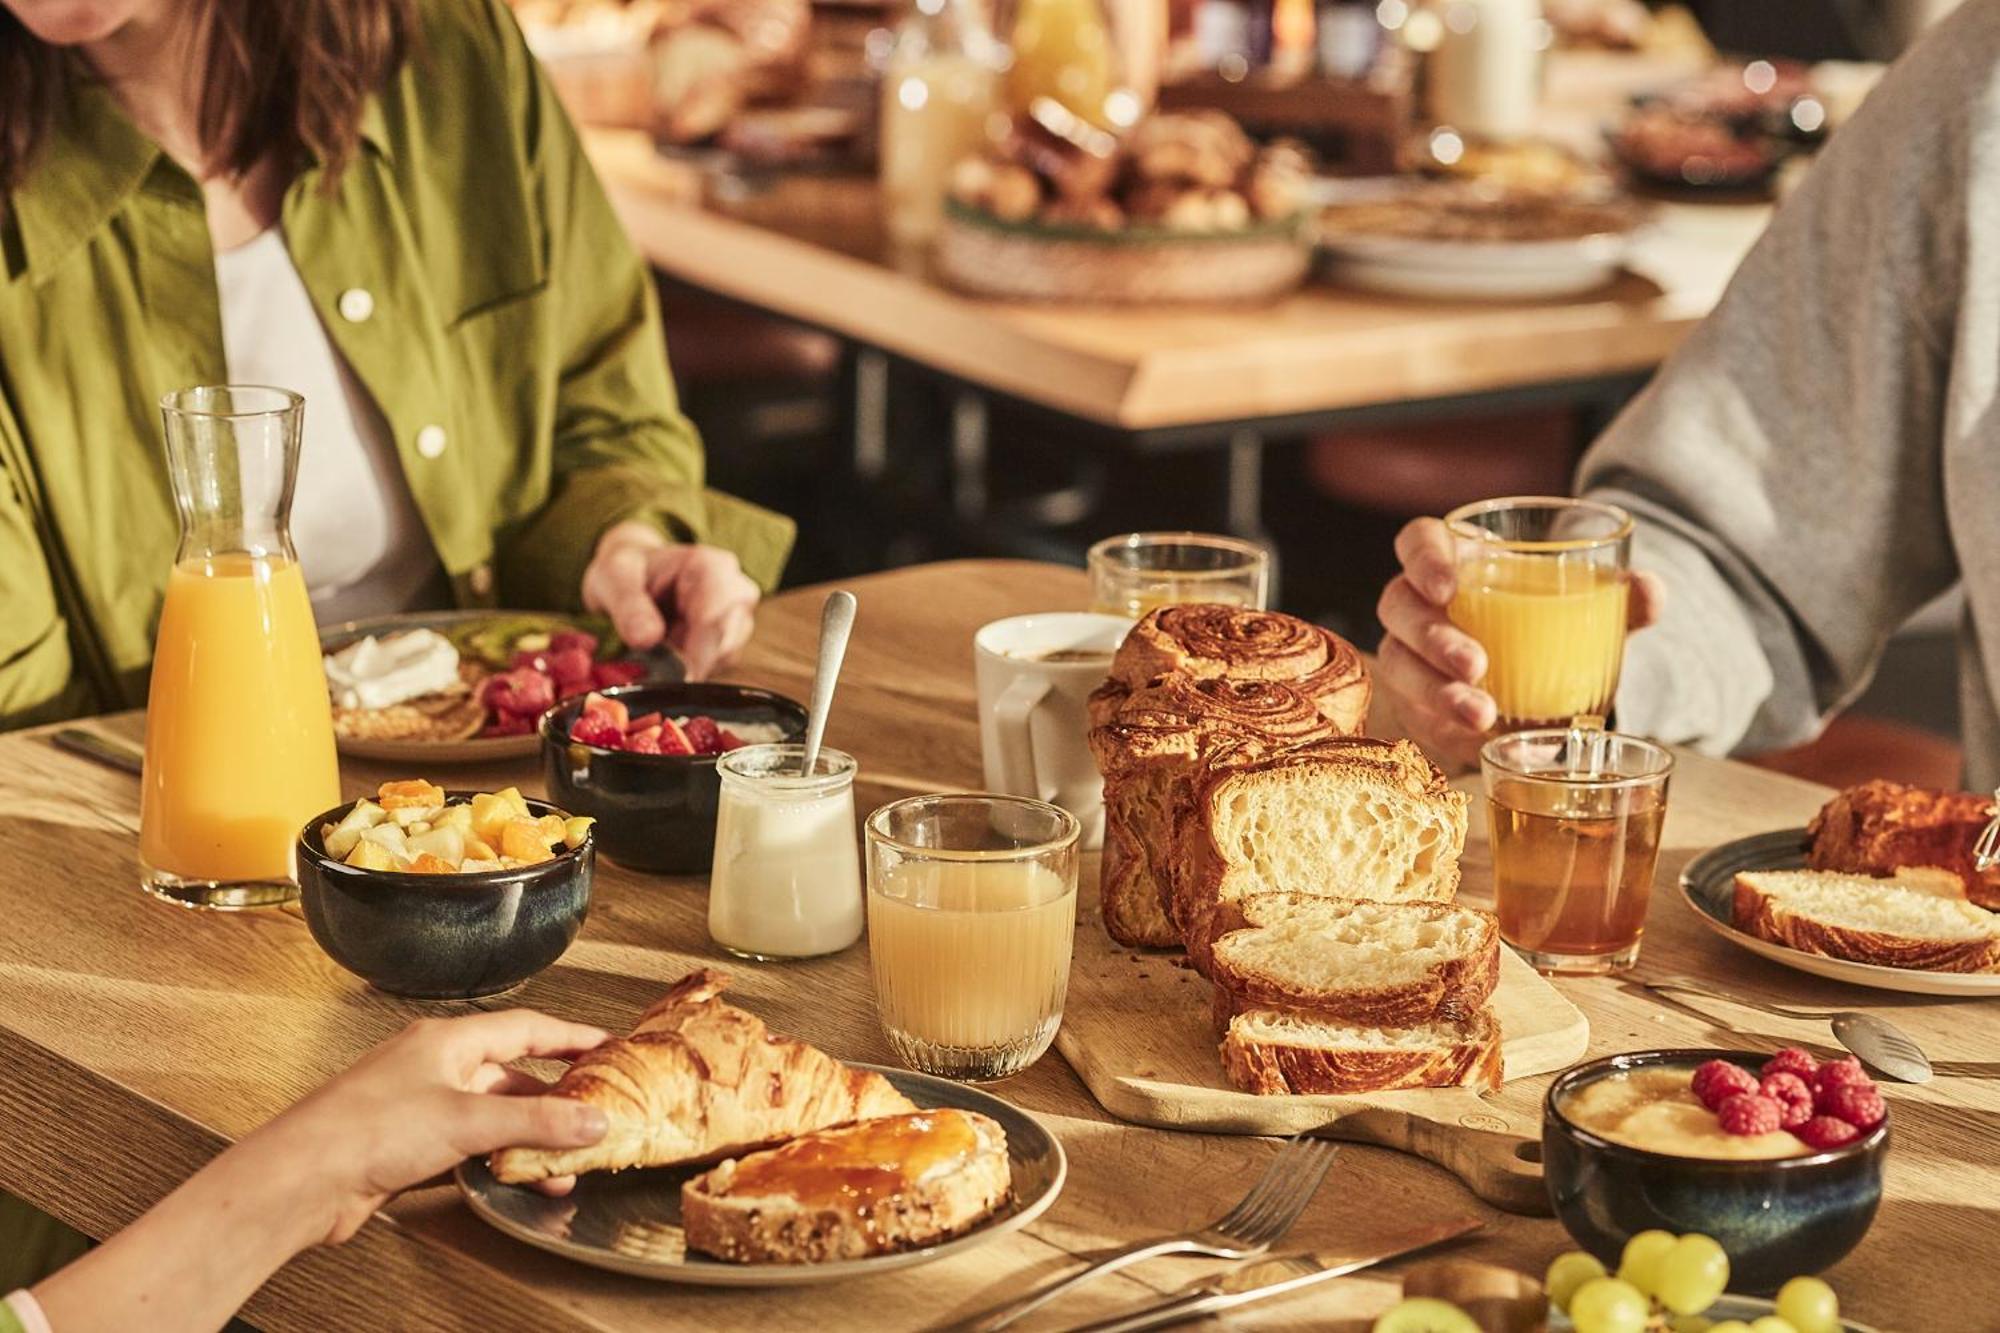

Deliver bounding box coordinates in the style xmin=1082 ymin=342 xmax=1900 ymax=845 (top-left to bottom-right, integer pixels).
xmin=1806 ymin=779 xmax=2000 ymax=911
xmin=681 ymin=1108 xmax=1011 ymax=1264
xmin=489 ymin=970 xmax=914 ymax=1183
xmin=1732 ymin=869 xmax=2000 ymax=973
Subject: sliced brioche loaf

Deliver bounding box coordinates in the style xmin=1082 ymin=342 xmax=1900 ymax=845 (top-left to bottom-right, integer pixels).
xmin=1209 ymin=892 xmax=1499 ymax=1025
xmin=1176 ymin=738 xmax=1468 ymax=969
xmin=1219 ymin=1004 xmax=1503 ymax=1096
xmin=1733 ymin=869 xmax=2000 ymax=973
xmin=681 ymin=1108 xmax=1011 ymax=1264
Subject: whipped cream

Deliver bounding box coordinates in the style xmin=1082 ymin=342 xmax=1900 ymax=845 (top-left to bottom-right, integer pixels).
xmin=325 ymin=630 xmax=462 ymax=711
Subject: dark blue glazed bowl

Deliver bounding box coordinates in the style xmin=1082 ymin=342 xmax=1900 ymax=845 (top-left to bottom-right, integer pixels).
xmin=1543 ymin=1049 xmax=1887 ymax=1294
xmin=540 ymin=682 xmax=807 ymax=875
xmin=298 ymin=793 xmax=592 ymax=1000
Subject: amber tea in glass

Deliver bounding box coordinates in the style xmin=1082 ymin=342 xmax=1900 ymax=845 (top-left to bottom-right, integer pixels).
xmin=1481 ymin=728 xmax=1672 ymax=974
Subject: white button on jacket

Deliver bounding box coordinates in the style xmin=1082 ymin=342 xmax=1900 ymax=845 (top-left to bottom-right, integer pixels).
xmin=416 ymin=425 xmax=448 ymax=459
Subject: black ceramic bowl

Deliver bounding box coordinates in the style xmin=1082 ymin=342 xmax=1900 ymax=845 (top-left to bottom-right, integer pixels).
xmin=539 ymin=682 xmax=809 ymax=874
xmin=298 ymin=793 xmax=593 ymax=1000
xmin=1543 ymin=1049 xmax=1887 ymax=1294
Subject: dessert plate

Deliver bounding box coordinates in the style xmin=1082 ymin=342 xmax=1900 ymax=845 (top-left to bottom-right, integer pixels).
xmin=1679 ymin=828 xmax=2000 ymax=997
xmin=455 ymin=1066 xmax=1067 ymax=1284
xmin=321 ymin=610 xmax=681 ymax=765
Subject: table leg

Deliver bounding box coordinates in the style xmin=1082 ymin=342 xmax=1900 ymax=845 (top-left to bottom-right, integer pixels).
xmin=952 ymin=392 xmax=991 ymax=522
xmin=853 ymin=349 xmax=890 ymax=481
xmin=1225 ymin=430 xmax=1264 ymax=537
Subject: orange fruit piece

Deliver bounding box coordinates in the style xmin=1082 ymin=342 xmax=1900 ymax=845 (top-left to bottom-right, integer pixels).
xmin=500 ymin=818 xmax=555 ymax=864
xmin=406 ymin=852 xmax=460 ymax=874
xmin=378 ymin=779 xmax=447 ymax=811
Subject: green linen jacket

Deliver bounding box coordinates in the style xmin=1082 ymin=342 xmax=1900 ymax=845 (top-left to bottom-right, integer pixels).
xmin=0 ymin=0 xmax=795 ymax=729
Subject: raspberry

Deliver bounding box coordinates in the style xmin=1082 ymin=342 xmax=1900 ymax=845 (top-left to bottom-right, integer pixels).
xmin=482 ymin=667 xmax=555 ymax=718
xmin=480 ymin=711 xmax=534 ymax=738
xmin=546 ymin=647 xmax=596 ymax=693
xmin=1796 ymin=1115 xmax=1862 ymax=1151
xmin=1717 ymin=1092 xmax=1783 ymax=1136
xmin=1691 ymin=1059 xmax=1760 ymax=1111
xmin=549 ymin=630 xmax=600 ymax=658
xmin=682 ymin=716 xmax=727 ymax=755
xmin=625 ymin=728 xmax=664 ymax=755
xmin=511 ymin=649 xmax=552 ymax=675
xmin=591 ymin=659 xmax=646 ymax=690
xmin=569 ymin=714 xmax=625 ymax=749
xmin=1761 ymin=1047 xmax=1818 ymax=1083
xmin=1814 ymin=1057 xmax=1873 ymax=1093
xmin=1818 ymin=1081 xmax=1887 ymax=1130
xmin=1759 ymin=1072 xmax=1816 ymax=1130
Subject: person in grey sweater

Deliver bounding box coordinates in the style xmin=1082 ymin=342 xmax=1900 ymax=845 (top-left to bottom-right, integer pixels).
xmin=1376 ymin=0 xmax=2000 ymax=785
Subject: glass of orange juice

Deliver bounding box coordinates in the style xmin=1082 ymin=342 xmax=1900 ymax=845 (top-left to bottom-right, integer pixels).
xmin=866 ymin=793 xmax=1080 ymax=1080
xmin=1445 ymin=496 xmax=1634 ymax=729
xmin=139 ymin=387 xmax=341 ymax=909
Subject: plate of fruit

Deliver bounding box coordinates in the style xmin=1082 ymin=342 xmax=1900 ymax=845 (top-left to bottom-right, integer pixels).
xmin=320 ymin=610 xmax=680 ymax=764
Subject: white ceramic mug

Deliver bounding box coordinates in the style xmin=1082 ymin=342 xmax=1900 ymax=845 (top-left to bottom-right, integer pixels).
xmin=973 ymin=613 xmax=1132 ymax=851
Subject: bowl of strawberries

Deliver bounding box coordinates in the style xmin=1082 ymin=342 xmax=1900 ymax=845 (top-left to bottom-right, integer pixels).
xmin=541 ymin=683 xmax=808 ymax=873
xmin=1543 ymin=1047 xmax=1888 ymax=1292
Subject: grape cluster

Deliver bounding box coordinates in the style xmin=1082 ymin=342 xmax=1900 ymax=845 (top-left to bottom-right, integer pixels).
xmin=1545 ymin=1231 xmax=1843 ymax=1333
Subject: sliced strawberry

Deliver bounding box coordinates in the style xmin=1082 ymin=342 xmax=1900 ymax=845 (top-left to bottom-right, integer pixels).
xmin=550 ymin=629 xmax=600 ymax=658
xmin=657 ymin=717 xmax=694 ymax=755
xmin=625 ymin=728 xmax=664 ymax=754
xmin=569 ymin=714 xmax=625 ymax=749
xmin=681 ymin=716 xmax=726 ymax=755
xmin=626 ymin=712 xmax=664 ymax=735
xmin=591 ymin=659 xmax=646 ymax=690
xmin=579 ymin=692 xmax=629 ymax=730
xmin=482 ymin=667 xmax=555 ymax=718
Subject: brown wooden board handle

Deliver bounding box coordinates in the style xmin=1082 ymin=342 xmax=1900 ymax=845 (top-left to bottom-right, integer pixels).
xmin=1327 ymin=1094 xmax=1550 ymax=1216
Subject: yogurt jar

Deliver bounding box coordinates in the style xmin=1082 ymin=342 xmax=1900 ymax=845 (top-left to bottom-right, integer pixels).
xmin=707 ymin=744 xmax=864 ymax=960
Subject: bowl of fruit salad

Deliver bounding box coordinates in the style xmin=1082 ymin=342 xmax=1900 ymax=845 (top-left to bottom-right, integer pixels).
xmin=1543 ymin=1048 xmax=1888 ymax=1294
xmin=540 ymin=684 xmax=808 ymax=873
xmin=299 ymin=780 xmax=595 ymax=999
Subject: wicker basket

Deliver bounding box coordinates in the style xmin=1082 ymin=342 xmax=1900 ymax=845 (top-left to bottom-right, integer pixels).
xmin=934 ymin=203 xmax=1311 ymax=305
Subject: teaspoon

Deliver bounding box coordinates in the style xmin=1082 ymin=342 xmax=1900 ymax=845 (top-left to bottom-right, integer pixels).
xmin=1643 ymin=975 xmax=1934 ymax=1084
xmin=799 ymin=591 xmax=857 ymax=777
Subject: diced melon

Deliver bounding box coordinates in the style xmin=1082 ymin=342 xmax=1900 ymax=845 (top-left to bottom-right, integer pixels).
xmin=433 ymin=805 xmax=474 ymax=834
xmin=406 ymin=852 xmax=458 ymax=874
xmin=390 ymin=805 xmax=441 ymax=829
xmin=459 ymin=857 xmax=503 ymax=875
xmin=470 ymin=793 xmax=513 ymax=843
xmin=322 ymin=798 xmax=388 ymax=859
xmin=463 ymin=833 xmax=498 ymax=862
xmin=496 ymin=786 xmax=531 ymax=819
xmin=344 ymin=840 xmax=399 ymax=872
xmin=407 ymin=826 xmax=467 ymax=864
xmin=357 ymin=824 xmax=410 ymax=859
xmin=562 ymin=816 xmax=595 ymax=849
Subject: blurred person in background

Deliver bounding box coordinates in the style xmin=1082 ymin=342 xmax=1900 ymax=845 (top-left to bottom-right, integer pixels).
xmin=0 ymin=0 xmax=792 ymax=1281
xmin=0 ymin=0 xmax=795 ymax=740
xmin=1376 ymin=0 xmax=2000 ymax=784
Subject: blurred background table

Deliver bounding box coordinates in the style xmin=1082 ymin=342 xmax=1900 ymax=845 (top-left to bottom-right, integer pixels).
xmin=0 ymin=562 xmax=1994 ymax=1331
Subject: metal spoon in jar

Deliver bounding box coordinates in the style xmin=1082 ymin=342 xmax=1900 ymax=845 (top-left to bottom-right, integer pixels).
xmin=1644 ymin=975 xmax=1934 ymax=1084
xmin=799 ymin=591 xmax=857 ymax=778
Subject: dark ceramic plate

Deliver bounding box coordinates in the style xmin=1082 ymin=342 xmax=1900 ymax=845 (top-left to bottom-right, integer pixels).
xmin=455 ymin=1066 xmax=1066 ymax=1284
xmin=320 ymin=610 xmax=683 ymax=765
xmin=1679 ymin=828 xmax=2000 ymax=997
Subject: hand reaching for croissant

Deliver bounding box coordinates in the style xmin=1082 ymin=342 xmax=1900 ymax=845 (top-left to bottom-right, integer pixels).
xmin=1376 ymin=516 xmax=1665 ymax=772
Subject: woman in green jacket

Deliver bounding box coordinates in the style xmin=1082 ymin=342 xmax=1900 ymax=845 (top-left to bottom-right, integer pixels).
xmin=0 ymin=0 xmax=796 ymax=731
xmin=0 ymin=0 xmax=795 ymax=1288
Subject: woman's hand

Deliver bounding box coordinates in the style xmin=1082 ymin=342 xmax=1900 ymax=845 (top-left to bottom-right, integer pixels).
xmin=250 ymin=1009 xmax=610 ymax=1245
xmin=1375 ymin=517 xmax=1665 ymax=771
xmin=582 ymin=521 xmax=761 ymax=680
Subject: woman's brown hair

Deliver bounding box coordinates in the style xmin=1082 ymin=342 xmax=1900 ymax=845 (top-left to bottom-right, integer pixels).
xmin=1 ymin=0 xmax=418 ymax=194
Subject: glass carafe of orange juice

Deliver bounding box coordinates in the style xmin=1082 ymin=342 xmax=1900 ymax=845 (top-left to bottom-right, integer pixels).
xmin=139 ymin=387 xmax=340 ymax=908
xmin=1004 ymin=0 xmax=1127 ymax=128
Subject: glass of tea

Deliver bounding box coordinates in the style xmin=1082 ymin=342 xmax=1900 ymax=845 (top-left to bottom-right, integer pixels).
xmin=1480 ymin=727 xmax=1673 ymax=974
xmin=1444 ymin=497 xmax=1633 ymax=729
xmin=1087 ymin=532 xmax=1271 ymax=619
xmin=866 ymin=793 xmax=1080 ymax=1080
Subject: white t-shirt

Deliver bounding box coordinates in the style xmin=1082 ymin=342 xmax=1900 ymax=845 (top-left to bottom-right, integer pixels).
xmin=213 ymin=229 xmax=444 ymax=622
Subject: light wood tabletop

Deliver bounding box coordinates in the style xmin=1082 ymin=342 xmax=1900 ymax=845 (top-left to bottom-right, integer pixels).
xmin=584 ymin=55 xmax=1771 ymax=432
xmin=1 ymin=560 xmax=1991 ymax=1331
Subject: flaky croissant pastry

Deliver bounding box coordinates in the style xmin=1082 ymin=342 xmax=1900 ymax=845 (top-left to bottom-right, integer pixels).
xmin=489 ymin=970 xmax=914 ymax=1183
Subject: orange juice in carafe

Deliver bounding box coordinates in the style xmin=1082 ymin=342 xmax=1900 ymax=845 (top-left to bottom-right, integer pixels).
xmin=140 ymin=386 xmax=340 ymax=908
xmin=1006 ymin=0 xmax=1119 ymax=126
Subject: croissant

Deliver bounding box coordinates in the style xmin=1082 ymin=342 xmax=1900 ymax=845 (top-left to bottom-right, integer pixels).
xmin=489 ymin=970 xmax=914 ymax=1183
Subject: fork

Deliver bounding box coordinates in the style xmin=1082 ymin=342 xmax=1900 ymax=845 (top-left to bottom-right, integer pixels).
xmin=944 ymin=1136 xmax=1340 ymax=1333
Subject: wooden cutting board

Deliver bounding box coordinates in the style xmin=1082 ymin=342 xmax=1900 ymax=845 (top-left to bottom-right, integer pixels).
xmin=1056 ymin=858 xmax=1588 ymax=1215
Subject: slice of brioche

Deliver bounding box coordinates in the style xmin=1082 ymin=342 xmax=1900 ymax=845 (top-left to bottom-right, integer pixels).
xmin=1219 ymin=1004 xmax=1503 ymax=1096
xmin=1177 ymin=738 xmax=1468 ymax=970
xmin=1209 ymin=892 xmax=1500 ymax=1026
xmin=1732 ymin=869 xmax=2000 ymax=973
xmin=681 ymin=1109 xmax=1011 ymax=1264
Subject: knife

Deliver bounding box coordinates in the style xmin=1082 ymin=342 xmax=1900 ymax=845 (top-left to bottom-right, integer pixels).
xmin=52 ymin=728 xmax=144 ymax=776
xmin=1058 ymin=1218 xmax=1484 ymax=1333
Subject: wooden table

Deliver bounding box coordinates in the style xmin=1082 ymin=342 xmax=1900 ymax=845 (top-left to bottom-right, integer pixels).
xmin=2 ymin=561 xmax=1990 ymax=1330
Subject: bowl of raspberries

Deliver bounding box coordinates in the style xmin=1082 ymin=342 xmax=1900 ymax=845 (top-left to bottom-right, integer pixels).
xmin=1543 ymin=1048 xmax=1888 ymax=1293
xmin=541 ymin=682 xmax=808 ymax=874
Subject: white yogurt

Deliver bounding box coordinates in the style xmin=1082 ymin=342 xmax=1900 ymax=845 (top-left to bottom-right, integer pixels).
xmin=324 ymin=629 xmax=462 ymax=711
xmin=707 ymin=745 xmax=864 ymax=959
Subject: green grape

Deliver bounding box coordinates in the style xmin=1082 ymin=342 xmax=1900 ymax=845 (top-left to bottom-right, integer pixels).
xmin=1654 ymin=1233 xmax=1731 ymax=1315
xmin=1748 ymin=1318 xmax=1798 ymax=1333
xmin=1668 ymin=1316 xmax=1714 ymax=1333
xmin=1368 ymin=1296 xmax=1480 ymax=1333
xmin=1546 ymin=1251 xmax=1610 ymax=1313
xmin=1708 ymin=1324 xmax=1755 ymax=1333
xmin=1568 ymin=1278 xmax=1650 ymax=1333
xmin=1776 ymin=1277 xmax=1841 ymax=1333
xmin=1616 ymin=1229 xmax=1678 ymax=1297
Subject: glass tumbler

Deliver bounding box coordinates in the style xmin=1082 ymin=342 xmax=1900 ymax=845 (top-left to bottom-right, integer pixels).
xmin=1482 ymin=727 xmax=1674 ymax=974
xmin=866 ymin=793 xmax=1080 ymax=1080
xmin=139 ymin=387 xmax=340 ymax=909
xmin=1087 ymin=531 xmax=1271 ymax=619
xmin=1445 ymin=496 xmax=1634 ymax=729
